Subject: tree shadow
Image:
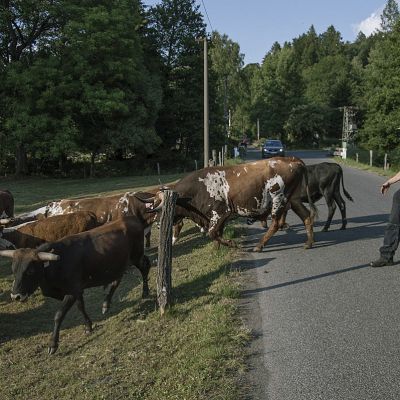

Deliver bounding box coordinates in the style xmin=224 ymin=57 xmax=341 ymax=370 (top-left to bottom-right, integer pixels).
xmin=241 ymin=262 xmax=375 ymax=298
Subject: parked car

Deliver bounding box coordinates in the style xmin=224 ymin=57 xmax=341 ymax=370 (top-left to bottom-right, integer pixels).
xmin=261 ymin=139 xmax=285 ymax=158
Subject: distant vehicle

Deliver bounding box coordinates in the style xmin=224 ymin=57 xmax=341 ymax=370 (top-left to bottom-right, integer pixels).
xmin=262 ymin=139 xmax=285 ymax=158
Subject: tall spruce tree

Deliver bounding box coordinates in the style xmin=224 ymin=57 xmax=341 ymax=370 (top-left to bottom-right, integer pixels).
xmin=381 ymin=0 xmax=400 ymax=32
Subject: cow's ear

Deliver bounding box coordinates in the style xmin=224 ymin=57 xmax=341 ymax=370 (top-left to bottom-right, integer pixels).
xmin=176 ymin=197 xmax=192 ymax=207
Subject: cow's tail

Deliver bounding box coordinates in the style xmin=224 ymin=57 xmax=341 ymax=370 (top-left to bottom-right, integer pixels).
xmin=339 ymin=166 xmax=354 ymax=202
xmin=303 ymin=167 xmax=318 ymax=221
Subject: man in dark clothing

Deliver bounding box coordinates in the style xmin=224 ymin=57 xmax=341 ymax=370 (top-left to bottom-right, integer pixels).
xmin=370 ymin=171 xmax=400 ymax=267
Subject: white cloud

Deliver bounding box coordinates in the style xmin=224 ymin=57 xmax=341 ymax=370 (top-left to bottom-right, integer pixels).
xmin=352 ymin=6 xmax=384 ymax=37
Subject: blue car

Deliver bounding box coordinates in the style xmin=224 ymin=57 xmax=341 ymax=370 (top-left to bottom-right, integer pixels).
xmin=262 ymin=139 xmax=285 ymax=159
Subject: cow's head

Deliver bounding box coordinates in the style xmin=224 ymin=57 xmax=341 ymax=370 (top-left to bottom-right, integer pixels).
xmin=0 ymin=249 xmax=60 ymax=301
xmin=134 ymin=189 xmax=191 ymax=213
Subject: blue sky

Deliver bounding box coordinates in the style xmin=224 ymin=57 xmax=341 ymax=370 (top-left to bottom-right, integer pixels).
xmin=143 ymin=0 xmax=391 ymax=64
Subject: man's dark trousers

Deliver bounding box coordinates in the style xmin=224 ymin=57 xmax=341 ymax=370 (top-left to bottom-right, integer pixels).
xmin=380 ymin=188 xmax=400 ymax=260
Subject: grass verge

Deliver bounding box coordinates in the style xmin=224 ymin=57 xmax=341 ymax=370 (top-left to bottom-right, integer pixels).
xmin=334 ymin=157 xmax=395 ymax=178
xmin=0 ymin=179 xmax=249 ymax=400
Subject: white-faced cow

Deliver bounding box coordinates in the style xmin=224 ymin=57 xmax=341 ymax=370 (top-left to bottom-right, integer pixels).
xmin=0 ymin=190 xmax=14 ymax=222
xmin=268 ymin=162 xmax=353 ymax=232
xmin=9 ymin=191 xmax=157 ymax=247
xmin=138 ymin=157 xmax=317 ymax=252
xmin=0 ymin=216 xmax=151 ymax=354
xmin=0 ymin=211 xmax=99 ymax=250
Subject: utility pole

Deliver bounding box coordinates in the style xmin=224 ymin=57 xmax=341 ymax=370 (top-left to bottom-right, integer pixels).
xmin=203 ymin=37 xmax=209 ymax=168
xmin=339 ymin=106 xmax=358 ymax=160
xmin=257 ymin=118 xmax=260 ymax=141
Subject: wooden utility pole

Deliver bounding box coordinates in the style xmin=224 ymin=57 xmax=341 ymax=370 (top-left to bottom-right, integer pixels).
xmin=157 ymin=190 xmax=178 ymax=315
xmin=203 ymin=37 xmax=209 ymax=168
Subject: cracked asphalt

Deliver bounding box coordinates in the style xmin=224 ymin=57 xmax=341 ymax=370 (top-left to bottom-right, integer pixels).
xmin=240 ymin=148 xmax=400 ymax=400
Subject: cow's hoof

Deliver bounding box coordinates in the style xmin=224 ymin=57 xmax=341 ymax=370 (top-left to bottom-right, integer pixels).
xmin=48 ymin=345 xmax=58 ymax=355
xmin=229 ymin=240 xmax=238 ymax=248
xmin=253 ymin=246 xmax=263 ymax=252
xmin=279 ymin=223 xmax=290 ymax=231
xmin=102 ymin=303 xmax=109 ymax=314
xmin=340 ymin=226 xmax=346 ymax=230
xmin=321 ymin=227 xmax=329 ymax=232
xmin=304 ymin=242 xmax=313 ymax=249
xmin=85 ymin=326 xmax=93 ymax=335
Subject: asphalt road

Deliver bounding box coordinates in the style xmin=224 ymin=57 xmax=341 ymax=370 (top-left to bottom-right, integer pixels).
xmin=241 ymin=148 xmax=400 ymax=400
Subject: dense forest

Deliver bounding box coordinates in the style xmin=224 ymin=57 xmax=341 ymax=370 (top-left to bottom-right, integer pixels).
xmin=1 ymin=0 xmax=400 ymax=176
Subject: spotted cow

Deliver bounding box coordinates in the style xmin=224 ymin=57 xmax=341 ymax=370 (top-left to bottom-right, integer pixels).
xmin=138 ymin=157 xmax=317 ymax=252
xmin=10 ymin=191 xmax=158 ymax=248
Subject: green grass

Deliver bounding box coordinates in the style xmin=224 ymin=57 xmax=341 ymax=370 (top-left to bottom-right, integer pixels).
xmin=334 ymin=156 xmax=395 ymax=178
xmin=0 ymin=178 xmax=249 ymax=400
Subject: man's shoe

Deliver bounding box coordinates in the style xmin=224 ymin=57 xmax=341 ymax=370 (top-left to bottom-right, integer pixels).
xmin=369 ymin=257 xmax=394 ymax=268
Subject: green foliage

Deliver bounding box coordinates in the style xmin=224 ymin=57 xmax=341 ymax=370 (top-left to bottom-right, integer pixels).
xmin=360 ymin=20 xmax=400 ymax=151
xmin=381 ymin=0 xmax=400 ymax=32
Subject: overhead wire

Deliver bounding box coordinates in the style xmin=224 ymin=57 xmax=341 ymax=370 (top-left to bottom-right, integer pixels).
xmin=200 ymin=0 xmax=214 ymax=32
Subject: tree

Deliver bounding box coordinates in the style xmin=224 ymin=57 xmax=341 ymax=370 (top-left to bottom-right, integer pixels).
xmin=0 ymin=0 xmax=60 ymax=174
xmin=284 ymin=104 xmax=329 ymax=145
xmin=147 ymin=0 xmax=210 ymax=161
xmin=381 ymin=0 xmax=400 ymax=33
xmin=209 ymin=31 xmax=244 ymax=136
xmin=361 ymin=20 xmax=400 ymax=151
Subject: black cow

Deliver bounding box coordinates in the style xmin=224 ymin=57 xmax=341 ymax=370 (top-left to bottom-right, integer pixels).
xmin=0 ymin=216 xmax=151 ymax=354
xmin=0 ymin=190 xmax=14 ymax=221
xmin=268 ymin=162 xmax=353 ymax=231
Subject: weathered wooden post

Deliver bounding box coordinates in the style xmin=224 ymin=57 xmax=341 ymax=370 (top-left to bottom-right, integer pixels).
xmin=195 ymin=160 xmax=198 ymax=170
xmin=384 ymin=153 xmax=388 ymax=170
xmin=369 ymin=150 xmax=373 ymax=167
xmin=157 ymin=162 xmax=161 ymax=175
xmin=356 ymin=153 xmax=359 ymax=163
xmin=157 ymin=189 xmax=178 ymax=316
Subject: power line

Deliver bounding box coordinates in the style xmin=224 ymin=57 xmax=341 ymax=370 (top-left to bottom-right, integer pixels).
xmin=200 ymin=0 xmax=213 ymax=32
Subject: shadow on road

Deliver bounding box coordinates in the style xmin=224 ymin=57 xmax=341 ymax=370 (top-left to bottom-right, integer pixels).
xmin=241 ymin=262 xmax=373 ymax=297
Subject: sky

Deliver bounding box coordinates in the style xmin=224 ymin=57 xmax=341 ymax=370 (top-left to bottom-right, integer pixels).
xmin=143 ymin=0 xmax=391 ymax=64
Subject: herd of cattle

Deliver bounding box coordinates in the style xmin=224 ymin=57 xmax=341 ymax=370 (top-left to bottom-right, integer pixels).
xmin=0 ymin=157 xmax=353 ymax=354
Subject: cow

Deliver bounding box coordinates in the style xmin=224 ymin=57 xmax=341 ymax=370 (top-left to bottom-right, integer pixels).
xmin=0 ymin=190 xmax=14 ymax=221
xmin=8 ymin=191 xmax=158 ymax=248
xmin=0 ymin=216 xmax=151 ymax=354
xmin=266 ymin=162 xmax=353 ymax=232
xmin=137 ymin=157 xmax=317 ymax=252
xmin=0 ymin=211 xmax=99 ymax=250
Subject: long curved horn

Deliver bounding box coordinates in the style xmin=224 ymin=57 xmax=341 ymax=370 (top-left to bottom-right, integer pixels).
xmin=0 ymin=218 xmax=12 ymax=225
xmin=146 ymin=192 xmax=165 ymax=213
xmin=0 ymin=249 xmax=16 ymax=258
xmin=134 ymin=193 xmax=156 ymax=204
xmin=37 ymin=252 xmax=60 ymax=261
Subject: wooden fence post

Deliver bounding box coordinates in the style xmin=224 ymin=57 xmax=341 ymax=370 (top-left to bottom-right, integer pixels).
xmin=157 ymin=162 xmax=161 ymax=175
xmin=384 ymin=153 xmax=388 ymax=170
xmin=212 ymin=150 xmax=217 ymax=166
xmin=356 ymin=153 xmax=359 ymax=163
xmin=369 ymin=150 xmax=373 ymax=167
xmin=157 ymin=190 xmax=178 ymax=316
xmin=195 ymin=160 xmax=198 ymax=170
